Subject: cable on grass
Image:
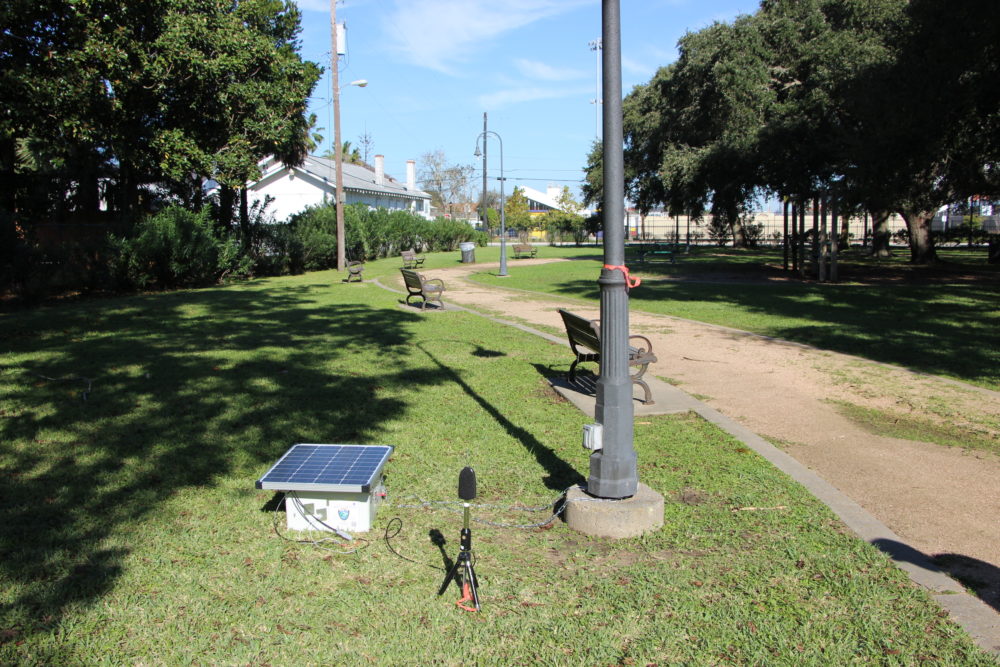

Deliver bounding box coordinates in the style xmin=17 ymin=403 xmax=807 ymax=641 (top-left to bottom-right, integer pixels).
xmin=382 ymin=517 xmax=445 ymax=572
xmin=22 ymin=368 xmax=94 ymax=401
xmin=271 ymin=492 xmax=369 ymax=555
xmin=387 ymin=486 xmax=578 ymax=530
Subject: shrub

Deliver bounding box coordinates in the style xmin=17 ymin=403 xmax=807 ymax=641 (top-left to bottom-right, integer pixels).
xmin=743 ymin=222 xmax=765 ymax=248
xmin=704 ymin=217 xmax=731 ymax=246
xmin=296 ymin=204 xmax=486 ymax=262
xmin=114 ymin=206 xmax=225 ymax=289
xmin=254 ymin=223 xmax=305 ymax=276
xmin=289 ymin=204 xmax=338 ymax=271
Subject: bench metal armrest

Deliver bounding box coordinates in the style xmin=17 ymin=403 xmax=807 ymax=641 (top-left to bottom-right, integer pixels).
xmin=423 ymin=278 xmax=445 ymax=290
xmin=628 ymin=334 xmax=654 ymax=357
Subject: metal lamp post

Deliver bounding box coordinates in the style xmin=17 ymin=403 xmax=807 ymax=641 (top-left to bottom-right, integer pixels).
xmin=589 ymin=0 xmax=637 ymax=499
xmin=474 ymin=131 xmax=508 ymax=277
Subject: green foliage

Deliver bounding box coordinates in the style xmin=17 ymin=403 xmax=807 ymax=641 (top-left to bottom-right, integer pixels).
xmin=253 ymin=223 xmax=305 ymax=276
xmin=504 ymin=187 xmax=533 ymax=239
xmin=743 ymin=222 xmax=766 ymax=248
xmin=704 ymin=217 xmax=732 ymax=247
xmin=289 ymin=204 xmax=339 ymax=271
xmin=420 ymin=216 xmax=484 ymax=252
xmin=112 ymin=206 xmax=226 ymax=289
xmin=1 ymin=0 xmax=320 ymax=228
xmin=292 ymin=203 xmax=486 ymax=267
xmin=541 ymin=209 xmax=588 ymax=245
xmin=607 ymin=0 xmax=1000 ymax=263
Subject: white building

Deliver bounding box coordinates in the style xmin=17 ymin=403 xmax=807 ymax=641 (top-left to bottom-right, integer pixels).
xmin=248 ymin=154 xmax=432 ymax=222
xmin=519 ymin=185 xmax=563 ymax=214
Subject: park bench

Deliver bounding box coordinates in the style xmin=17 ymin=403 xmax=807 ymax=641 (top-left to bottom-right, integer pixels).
xmin=401 ymin=249 xmax=425 ymax=269
xmin=400 ymin=268 xmax=445 ymax=310
xmin=345 ymin=261 xmax=364 ymax=282
xmin=557 ymin=309 xmax=657 ymax=405
xmin=634 ymin=242 xmax=676 ymax=264
xmin=513 ymin=244 xmax=537 ymax=259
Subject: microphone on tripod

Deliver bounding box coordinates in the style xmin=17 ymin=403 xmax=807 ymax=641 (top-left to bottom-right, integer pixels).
xmin=438 ymin=466 xmax=481 ymax=611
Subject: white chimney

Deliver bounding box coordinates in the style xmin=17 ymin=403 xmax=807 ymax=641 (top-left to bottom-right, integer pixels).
xmin=406 ymin=160 xmax=416 ymax=191
xmin=374 ymin=154 xmax=385 ymax=186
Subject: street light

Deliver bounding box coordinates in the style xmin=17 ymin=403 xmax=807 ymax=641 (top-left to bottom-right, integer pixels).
xmin=474 ymin=131 xmax=508 ymax=277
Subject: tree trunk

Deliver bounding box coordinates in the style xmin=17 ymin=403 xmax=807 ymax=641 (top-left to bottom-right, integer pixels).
xmin=869 ymin=210 xmax=893 ymax=257
xmin=0 ymin=137 xmax=15 ymax=216
xmin=731 ymin=216 xmax=747 ymax=248
xmin=988 ymin=237 xmax=1000 ymax=264
xmin=217 ymin=185 xmax=236 ymax=232
xmin=239 ymin=188 xmax=250 ymax=250
xmin=74 ymin=150 xmax=101 ymax=222
xmin=782 ymin=199 xmax=789 ymax=270
xmin=117 ymin=158 xmax=141 ymax=231
xmin=899 ymin=208 xmax=939 ymax=264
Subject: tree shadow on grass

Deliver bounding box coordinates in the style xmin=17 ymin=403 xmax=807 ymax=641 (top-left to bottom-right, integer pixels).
xmin=415 ymin=343 xmax=583 ymax=492
xmin=0 ymin=282 xmax=451 ymax=649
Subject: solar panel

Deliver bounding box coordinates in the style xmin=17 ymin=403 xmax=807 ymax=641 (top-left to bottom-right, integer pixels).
xmin=255 ymin=444 xmax=393 ymax=493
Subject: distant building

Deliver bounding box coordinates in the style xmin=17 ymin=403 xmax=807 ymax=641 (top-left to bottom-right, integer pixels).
xmin=519 ymin=185 xmax=563 ymax=216
xmin=247 ymin=154 xmax=432 ymax=222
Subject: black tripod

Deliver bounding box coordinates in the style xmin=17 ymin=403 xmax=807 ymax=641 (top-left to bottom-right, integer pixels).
xmin=439 ymin=467 xmax=480 ymax=611
xmin=438 ymin=503 xmax=480 ymax=611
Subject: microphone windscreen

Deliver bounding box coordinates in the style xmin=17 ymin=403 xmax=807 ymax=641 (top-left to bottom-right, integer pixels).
xmin=458 ymin=466 xmax=477 ymax=500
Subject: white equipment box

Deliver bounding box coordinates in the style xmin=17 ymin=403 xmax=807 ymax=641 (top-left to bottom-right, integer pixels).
xmin=256 ymin=444 xmax=393 ymax=533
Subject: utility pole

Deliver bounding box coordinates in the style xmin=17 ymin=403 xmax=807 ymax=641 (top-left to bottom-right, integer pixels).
xmin=331 ymin=0 xmax=346 ymax=272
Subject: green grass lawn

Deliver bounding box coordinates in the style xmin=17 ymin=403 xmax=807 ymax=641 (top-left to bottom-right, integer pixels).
xmin=1 ymin=266 xmax=995 ymax=663
xmin=469 ymin=246 xmax=1000 ymax=390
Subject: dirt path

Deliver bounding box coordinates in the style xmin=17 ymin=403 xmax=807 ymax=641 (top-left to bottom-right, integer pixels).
xmin=419 ymin=258 xmax=1000 ymax=608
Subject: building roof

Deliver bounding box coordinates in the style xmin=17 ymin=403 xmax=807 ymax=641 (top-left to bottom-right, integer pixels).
xmin=257 ymin=155 xmax=430 ymax=201
xmin=519 ymin=185 xmax=561 ymax=212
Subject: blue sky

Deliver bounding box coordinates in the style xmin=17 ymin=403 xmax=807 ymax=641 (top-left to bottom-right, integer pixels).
xmin=294 ymin=0 xmax=763 ymax=202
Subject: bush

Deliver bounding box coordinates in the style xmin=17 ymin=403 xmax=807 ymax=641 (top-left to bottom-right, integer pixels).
xmin=422 ymin=216 xmax=483 ymax=251
xmin=704 ymin=218 xmax=731 ymax=247
xmin=289 ymin=204 xmax=338 ymax=271
xmin=254 ymin=223 xmax=305 ymax=276
xmin=743 ymin=222 xmax=765 ymax=248
xmin=112 ymin=206 xmax=226 ymax=289
xmin=295 ymin=204 xmax=485 ymax=263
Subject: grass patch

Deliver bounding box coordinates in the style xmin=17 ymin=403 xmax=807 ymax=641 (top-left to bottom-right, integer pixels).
xmin=0 ymin=264 xmax=994 ymax=663
xmin=829 ymin=400 xmax=1000 ymax=456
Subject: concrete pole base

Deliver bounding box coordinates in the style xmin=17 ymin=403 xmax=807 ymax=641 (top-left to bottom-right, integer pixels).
xmin=564 ymin=483 xmax=664 ymax=539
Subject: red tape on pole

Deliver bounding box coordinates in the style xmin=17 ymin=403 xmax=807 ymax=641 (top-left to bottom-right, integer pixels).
xmin=603 ymin=264 xmax=641 ymax=290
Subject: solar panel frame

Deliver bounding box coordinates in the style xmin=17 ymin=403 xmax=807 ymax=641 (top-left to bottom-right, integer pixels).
xmin=255 ymin=444 xmax=394 ymax=493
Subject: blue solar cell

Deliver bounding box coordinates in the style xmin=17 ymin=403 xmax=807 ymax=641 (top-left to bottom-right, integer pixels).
xmin=255 ymin=444 xmax=393 ymax=492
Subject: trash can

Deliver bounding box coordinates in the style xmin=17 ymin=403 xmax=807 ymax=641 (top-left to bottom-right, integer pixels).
xmin=459 ymin=242 xmax=476 ymax=263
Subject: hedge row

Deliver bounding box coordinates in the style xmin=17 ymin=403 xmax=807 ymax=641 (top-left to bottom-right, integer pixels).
xmin=3 ymin=204 xmax=486 ymax=300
